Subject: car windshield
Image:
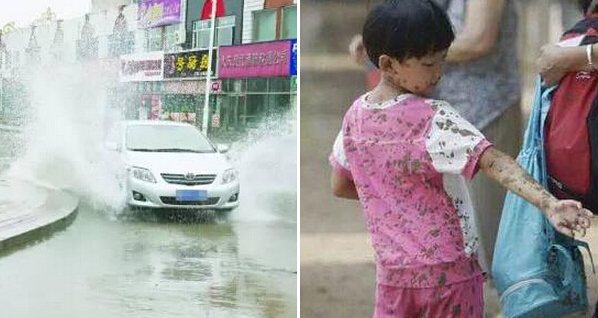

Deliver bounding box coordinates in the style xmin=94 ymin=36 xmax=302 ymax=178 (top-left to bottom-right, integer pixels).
xmin=125 ymin=124 xmax=216 ymax=153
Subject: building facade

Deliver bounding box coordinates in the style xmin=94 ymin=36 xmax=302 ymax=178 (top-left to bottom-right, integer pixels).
xmin=2 ymin=0 xmax=297 ymax=140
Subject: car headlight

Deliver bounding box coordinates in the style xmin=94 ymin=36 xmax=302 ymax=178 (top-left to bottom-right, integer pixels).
xmin=131 ymin=167 xmax=157 ymax=183
xmin=222 ymin=168 xmax=238 ymax=184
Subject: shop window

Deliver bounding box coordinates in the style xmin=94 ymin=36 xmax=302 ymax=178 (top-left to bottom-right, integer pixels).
xmin=245 ymin=95 xmax=267 ymax=123
xmin=192 ymin=16 xmax=235 ymax=49
xmin=145 ymin=27 xmax=162 ymax=51
xmin=232 ymin=79 xmax=245 ymax=93
xmin=221 ymin=79 xmax=232 ymax=92
xmin=222 ymin=79 xmax=242 ymax=93
xmin=269 ymin=78 xmax=290 ymax=93
xmin=109 ymin=31 xmax=134 ymax=56
xmin=143 ymin=24 xmax=179 ymax=52
xmin=253 ymin=9 xmax=276 ymax=42
xmin=163 ymin=94 xmax=198 ymax=113
xmin=247 ymin=78 xmax=268 ymax=93
xmin=281 ymin=5 xmax=297 ymax=39
xmin=268 ymin=94 xmax=291 ymax=115
xmin=163 ymin=25 xmax=180 ymax=52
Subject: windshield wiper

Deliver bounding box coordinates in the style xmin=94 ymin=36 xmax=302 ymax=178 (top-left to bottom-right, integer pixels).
xmin=129 ymin=148 xmax=159 ymax=152
xmin=154 ymin=148 xmax=210 ymax=153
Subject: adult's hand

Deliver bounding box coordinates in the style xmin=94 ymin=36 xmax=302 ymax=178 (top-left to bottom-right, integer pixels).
xmin=537 ymin=43 xmax=581 ymax=86
xmin=348 ymin=34 xmax=368 ymax=65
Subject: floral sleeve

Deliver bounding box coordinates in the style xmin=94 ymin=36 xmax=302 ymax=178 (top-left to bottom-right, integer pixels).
xmin=328 ymin=130 xmax=353 ymax=180
xmin=425 ymin=100 xmax=493 ymax=180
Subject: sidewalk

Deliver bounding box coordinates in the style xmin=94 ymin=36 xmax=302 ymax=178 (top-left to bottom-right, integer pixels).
xmin=0 ymin=123 xmax=80 ymax=254
xmin=0 ymin=176 xmax=79 ymax=255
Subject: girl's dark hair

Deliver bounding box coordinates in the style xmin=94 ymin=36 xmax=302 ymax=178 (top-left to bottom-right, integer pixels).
xmin=578 ymin=0 xmax=598 ymax=14
xmin=363 ymin=0 xmax=455 ymax=67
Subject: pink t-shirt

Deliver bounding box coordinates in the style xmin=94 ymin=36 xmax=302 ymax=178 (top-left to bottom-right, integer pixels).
xmin=330 ymin=93 xmax=493 ymax=288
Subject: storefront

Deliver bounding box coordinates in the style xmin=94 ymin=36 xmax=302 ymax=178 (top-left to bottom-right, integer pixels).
xmin=118 ymin=49 xmax=220 ymax=127
xmin=217 ymin=39 xmax=297 ymax=132
xmin=118 ymin=50 xmax=165 ymax=120
xmin=162 ymin=48 xmax=218 ymax=128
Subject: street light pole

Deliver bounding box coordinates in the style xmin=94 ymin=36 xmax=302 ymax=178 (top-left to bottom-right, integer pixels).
xmin=201 ymin=0 xmax=217 ymax=134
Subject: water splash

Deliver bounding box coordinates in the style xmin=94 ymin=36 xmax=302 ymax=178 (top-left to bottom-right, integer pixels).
xmin=1 ymin=59 xmax=296 ymax=222
xmin=227 ymin=111 xmax=297 ymax=223
xmin=5 ymin=62 xmax=127 ymax=213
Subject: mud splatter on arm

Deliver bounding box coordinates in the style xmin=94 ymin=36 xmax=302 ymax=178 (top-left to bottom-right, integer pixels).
xmin=479 ymin=147 xmax=593 ymax=236
xmin=479 ymin=147 xmax=557 ymax=212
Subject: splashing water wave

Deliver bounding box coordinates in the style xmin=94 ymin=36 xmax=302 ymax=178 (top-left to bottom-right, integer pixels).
xmin=2 ymin=61 xmax=296 ymax=223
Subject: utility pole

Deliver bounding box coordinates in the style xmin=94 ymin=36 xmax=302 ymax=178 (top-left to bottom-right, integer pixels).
xmin=201 ymin=0 xmax=217 ymax=134
xmin=0 ymin=52 xmax=3 ymax=117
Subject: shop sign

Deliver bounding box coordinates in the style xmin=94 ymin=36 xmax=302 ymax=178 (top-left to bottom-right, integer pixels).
xmin=219 ymin=40 xmax=291 ymax=78
xmin=138 ymin=0 xmax=182 ymax=29
xmin=164 ymin=49 xmax=217 ymax=79
xmin=120 ymin=51 xmax=164 ymax=82
xmin=290 ymin=39 xmax=297 ymax=76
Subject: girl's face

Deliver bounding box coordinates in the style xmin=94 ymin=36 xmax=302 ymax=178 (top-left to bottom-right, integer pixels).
xmin=385 ymin=50 xmax=447 ymax=97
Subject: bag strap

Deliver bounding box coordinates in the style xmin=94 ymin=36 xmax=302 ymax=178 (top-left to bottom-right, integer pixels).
xmin=520 ymin=77 xmax=545 ymax=150
xmin=574 ymin=239 xmax=596 ymax=274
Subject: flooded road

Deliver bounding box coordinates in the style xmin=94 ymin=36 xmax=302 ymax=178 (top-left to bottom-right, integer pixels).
xmin=0 ymin=6 xmax=297 ymax=314
xmin=0 ymin=114 xmax=297 ymax=318
xmin=0 ymin=203 xmax=296 ymax=318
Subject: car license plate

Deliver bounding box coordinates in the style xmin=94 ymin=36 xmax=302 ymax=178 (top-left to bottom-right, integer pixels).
xmin=176 ymin=190 xmax=207 ymax=201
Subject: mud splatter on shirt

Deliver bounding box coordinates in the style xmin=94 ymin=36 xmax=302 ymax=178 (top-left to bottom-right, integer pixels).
xmin=330 ymin=93 xmax=492 ymax=288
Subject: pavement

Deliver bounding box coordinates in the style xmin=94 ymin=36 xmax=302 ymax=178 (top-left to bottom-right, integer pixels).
xmin=0 ymin=125 xmax=79 ymax=256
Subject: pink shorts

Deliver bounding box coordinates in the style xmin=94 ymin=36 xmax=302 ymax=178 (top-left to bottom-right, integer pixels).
xmin=373 ymin=275 xmax=484 ymax=318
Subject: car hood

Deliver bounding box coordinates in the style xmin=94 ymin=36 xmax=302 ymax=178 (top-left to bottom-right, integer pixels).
xmin=125 ymin=151 xmax=232 ymax=174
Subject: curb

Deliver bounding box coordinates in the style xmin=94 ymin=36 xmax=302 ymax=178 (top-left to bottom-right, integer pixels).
xmin=0 ymin=183 xmax=79 ymax=256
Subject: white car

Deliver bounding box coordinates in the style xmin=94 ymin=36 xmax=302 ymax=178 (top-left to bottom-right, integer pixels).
xmin=107 ymin=120 xmax=239 ymax=212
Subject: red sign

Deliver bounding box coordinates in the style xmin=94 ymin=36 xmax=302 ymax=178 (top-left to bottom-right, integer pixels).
xmin=219 ymin=40 xmax=291 ymax=78
xmin=201 ymin=0 xmax=225 ymax=20
xmin=210 ymin=80 xmax=222 ymax=94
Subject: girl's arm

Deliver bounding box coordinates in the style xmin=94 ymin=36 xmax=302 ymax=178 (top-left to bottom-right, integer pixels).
xmin=445 ymin=0 xmax=505 ymax=62
xmin=478 ymin=147 xmax=592 ymax=236
xmin=331 ymin=168 xmax=359 ymax=200
xmin=537 ymin=43 xmax=598 ymax=85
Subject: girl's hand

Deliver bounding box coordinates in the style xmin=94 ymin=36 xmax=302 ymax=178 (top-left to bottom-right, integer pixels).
xmin=545 ymin=199 xmax=593 ymax=237
xmin=537 ymin=44 xmax=572 ymax=86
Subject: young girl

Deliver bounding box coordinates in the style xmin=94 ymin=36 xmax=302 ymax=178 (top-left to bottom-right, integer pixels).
xmin=329 ymin=1 xmax=593 ymax=317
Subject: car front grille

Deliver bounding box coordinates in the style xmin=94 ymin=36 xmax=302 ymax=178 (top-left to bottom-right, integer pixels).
xmin=160 ymin=196 xmax=220 ymax=206
xmin=161 ymin=173 xmax=216 ymax=186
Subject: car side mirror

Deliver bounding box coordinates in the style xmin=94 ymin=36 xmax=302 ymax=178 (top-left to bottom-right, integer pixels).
xmin=216 ymin=144 xmax=229 ymax=153
xmin=105 ymin=141 xmax=120 ymax=152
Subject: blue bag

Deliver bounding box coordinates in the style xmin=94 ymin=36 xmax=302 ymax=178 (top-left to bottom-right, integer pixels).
xmin=491 ymin=78 xmax=593 ymax=318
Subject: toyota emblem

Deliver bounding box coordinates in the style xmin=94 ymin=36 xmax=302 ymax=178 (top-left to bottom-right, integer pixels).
xmin=184 ymin=173 xmax=195 ymax=180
